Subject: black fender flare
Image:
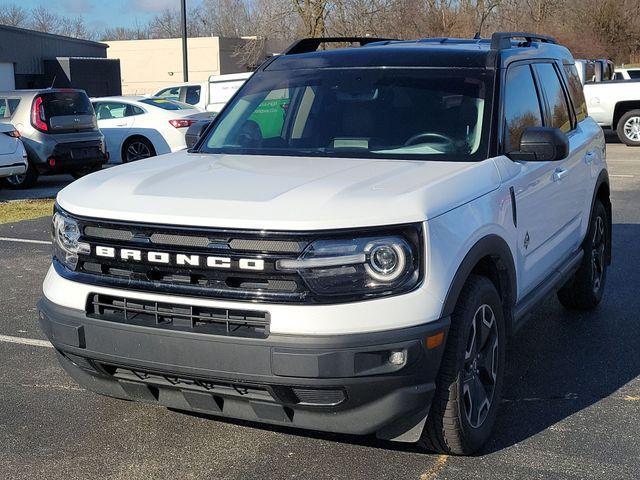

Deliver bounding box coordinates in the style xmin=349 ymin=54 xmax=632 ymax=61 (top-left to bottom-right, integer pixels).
xmin=588 ymin=168 xmax=612 ymax=264
xmin=441 ymin=234 xmax=517 ymax=330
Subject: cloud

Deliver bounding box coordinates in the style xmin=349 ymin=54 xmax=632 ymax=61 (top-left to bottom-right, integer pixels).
xmin=60 ymin=0 xmax=94 ymax=14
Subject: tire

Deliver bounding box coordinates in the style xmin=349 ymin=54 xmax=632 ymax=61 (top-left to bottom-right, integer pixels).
xmin=420 ymin=275 xmax=506 ymax=455
xmin=616 ymin=109 xmax=640 ymax=146
xmin=122 ymin=137 xmax=155 ymax=163
xmin=71 ymin=165 xmax=101 ymax=179
xmin=557 ymin=200 xmax=608 ymax=310
xmin=2 ymin=157 xmax=38 ymax=189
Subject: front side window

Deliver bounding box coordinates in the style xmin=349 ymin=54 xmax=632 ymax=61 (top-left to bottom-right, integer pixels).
xmin=201 ymin=68 xmax=492 ymax=161
xmin=93 ymin=102 xmax=128 ymax=120
xmin=628 ymin=70 xmax=640 ymax=79
xmin=503 ymin=64 xmax=543 ymax=152
xmin=564 ymin=65 xmax=588 ymax=122
xmin=534 ymin=63 xmax=572 ymax=133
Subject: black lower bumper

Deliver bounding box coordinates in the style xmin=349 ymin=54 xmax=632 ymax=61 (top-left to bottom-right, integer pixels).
xmin=37 ymin=141 xmax=107 ymax=174
xmin=37 ymin=297 xmax=449 ymax=441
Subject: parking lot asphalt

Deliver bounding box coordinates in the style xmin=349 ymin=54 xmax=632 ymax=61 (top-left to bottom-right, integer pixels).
xmin=1 ymin=143 xmax=639 ymax=479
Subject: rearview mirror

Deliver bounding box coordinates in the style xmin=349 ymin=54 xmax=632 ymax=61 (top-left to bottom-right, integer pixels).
xmin=186 ymin=120 xmax=212 ymax=150
xmin=507 ymin=127 xmax=569 ymax=162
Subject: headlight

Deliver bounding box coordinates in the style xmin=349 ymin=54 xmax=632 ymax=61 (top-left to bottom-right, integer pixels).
xmin=52 ymin=211 xmax=89 ymax=270
xmin=276 ymin=229 xmax=422 ymax=299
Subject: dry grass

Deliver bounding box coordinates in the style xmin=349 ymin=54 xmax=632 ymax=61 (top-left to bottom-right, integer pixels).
xmin=0 ymin=199 xmax=55 ymax=224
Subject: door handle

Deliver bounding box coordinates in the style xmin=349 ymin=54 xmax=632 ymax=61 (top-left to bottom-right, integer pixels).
xmin=553 ymin=167 xmax=569 ymax=182
xmin=584 ymin=150 xmax=596 ymax=165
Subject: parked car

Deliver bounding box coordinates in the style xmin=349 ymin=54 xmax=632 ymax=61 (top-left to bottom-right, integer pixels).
xmin=39 ymin=33 xmax=610 ymax=455
xmin=153 ymin=72 xmax=252 ymax=113
xmin=184 ymin=119 xmax=211 ymax=149
xmin=0 ymin=123 xmax=27 ymax=180
xmin=91 ymin=96 xmax=213 ymax=163
xmin=613 ymin=67 xmax=640 ymax=80
xmin=0 ymin=89 xmax=107 ymax=188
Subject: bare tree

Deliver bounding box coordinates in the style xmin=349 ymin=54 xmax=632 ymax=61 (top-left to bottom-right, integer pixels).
xmin=30 ymin=6 xmax=62 ymax=34
xmin=0 ymin=3 xmax=28 ymax=27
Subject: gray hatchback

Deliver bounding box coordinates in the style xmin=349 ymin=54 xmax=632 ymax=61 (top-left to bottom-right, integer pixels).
xmin=0 ymin=89 xmax=107 ymax=188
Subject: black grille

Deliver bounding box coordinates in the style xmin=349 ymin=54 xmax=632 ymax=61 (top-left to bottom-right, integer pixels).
xmin=72 ymin=218 xmax=313 ymax=303
xmin=291 ymin=387 xmax=346 ymax=406
xmin=87 ymin=294 xmax=270 ymax=338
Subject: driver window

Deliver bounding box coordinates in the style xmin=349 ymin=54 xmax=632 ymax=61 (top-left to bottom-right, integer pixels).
xmin=503 ymin=64 xmax=543 ymax=153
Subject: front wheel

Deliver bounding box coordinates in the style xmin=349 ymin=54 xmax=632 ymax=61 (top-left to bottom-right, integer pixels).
xmin=616 ymin=110 xmax=640 ymax=146
xmin=420 ymin=275 xmax=506 ymax=455
xmin=557 ymin=199 xmax=609 ymax=310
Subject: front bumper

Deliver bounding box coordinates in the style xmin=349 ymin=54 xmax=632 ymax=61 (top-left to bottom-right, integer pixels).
xmin=38 ymin=297 xmax=449 ymax=442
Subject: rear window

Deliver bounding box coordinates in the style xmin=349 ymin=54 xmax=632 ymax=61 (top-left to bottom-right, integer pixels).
xmin=41 ymin=91 xmax=93 ymax=117
xmin=140 ymin=98 xmax=193 ymax=110
xmin=0 ymin=98 xmax=21 ymax=118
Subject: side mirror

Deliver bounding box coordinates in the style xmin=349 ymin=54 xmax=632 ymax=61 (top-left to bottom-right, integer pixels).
xmin=507 ymin=127 xmax=569 ymax=162
xmin=186 ymin=120 xmax=212 ymax=150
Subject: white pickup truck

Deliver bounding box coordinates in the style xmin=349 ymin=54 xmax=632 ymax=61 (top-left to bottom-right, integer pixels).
xmin=153 ymin=72 xmax=252 ymax=113
xmin=576 ymin=58 xmax=640 ymax=145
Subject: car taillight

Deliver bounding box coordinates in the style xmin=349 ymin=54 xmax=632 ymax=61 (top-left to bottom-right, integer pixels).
xmin=169 ymin=119 xmax=195 ymax=129
xmin=31 ymin=96 xmax=48 ymax=132
xmin=3 ymin=130 xmax=20 ymax=138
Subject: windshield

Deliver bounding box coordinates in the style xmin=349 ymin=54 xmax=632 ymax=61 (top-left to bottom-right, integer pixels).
xmin=140 ymin=98 xmax=194 ymax=110
xmin=200 ymin=68 xmax=492 ymax=161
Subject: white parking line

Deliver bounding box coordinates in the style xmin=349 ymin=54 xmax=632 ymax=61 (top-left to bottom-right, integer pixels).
xmin=0 ymin=334 xmax=52 ymax=348
xmin=610 ymin=174 xmax=635 ymax=178
xmin=0 ymin=237 xmax=51 ymax=245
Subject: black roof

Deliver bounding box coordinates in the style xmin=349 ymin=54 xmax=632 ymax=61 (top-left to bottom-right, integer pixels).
xmin=266 ymin=34 xmax=574 ymax=71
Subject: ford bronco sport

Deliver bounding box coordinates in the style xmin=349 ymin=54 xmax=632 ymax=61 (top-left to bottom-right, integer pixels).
xmin=38 ymin=33 xmax=610 ymax=455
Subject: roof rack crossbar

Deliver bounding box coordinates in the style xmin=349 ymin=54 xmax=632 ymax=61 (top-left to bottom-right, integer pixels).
xmin=491 ymin=32 xmax=557 ymax=50
xmin=283 ymin=37 xmax=395 ymax=55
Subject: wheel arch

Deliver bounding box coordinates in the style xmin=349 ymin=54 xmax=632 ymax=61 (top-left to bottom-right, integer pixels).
xmin=121 ymin=134 xmax=156 ymax=161
xmin=613 ymin=102 xmax=640 ymax=130
xmin=442 ymin=235 xmax=517 ymax=336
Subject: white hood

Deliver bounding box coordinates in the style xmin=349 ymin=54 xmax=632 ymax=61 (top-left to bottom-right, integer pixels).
xmin=57 ymin=151 xmax=501 ymax=230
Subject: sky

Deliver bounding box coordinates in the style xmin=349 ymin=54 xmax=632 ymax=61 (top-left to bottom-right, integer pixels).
xmin=14 ymin=0 xmax=203 ymax=32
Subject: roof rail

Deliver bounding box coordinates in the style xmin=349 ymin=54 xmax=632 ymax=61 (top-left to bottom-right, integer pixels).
xmin=283 ymin=37 xmax=395 ymax=55
xmin=490 ymin=32 xmax=557 ymax=50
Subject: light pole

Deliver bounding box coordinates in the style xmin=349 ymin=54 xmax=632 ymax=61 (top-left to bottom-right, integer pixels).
xmin=180 ymin=0 xmax=188 ymax=82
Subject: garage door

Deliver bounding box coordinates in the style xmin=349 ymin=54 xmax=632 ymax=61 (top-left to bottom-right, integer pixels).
xmin=0 ymin=63 xmax=15 ymax=90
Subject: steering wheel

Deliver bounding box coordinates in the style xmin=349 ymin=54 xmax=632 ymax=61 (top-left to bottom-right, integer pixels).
xmin=404 ymin=132 xmax=455 ymax=148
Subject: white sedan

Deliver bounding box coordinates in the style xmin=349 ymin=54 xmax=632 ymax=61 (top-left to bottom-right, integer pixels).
xmin=91 ymin=96 xmax=212 ymax=163
xmin=0 ymin=123 xmax=27 ymax=180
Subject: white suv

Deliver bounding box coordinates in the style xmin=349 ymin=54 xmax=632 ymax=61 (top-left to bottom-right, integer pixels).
xmin=38 ymin=33 xmax=610 ymax=455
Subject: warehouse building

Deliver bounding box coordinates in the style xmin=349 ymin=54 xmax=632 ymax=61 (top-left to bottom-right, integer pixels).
xmin=0 ymin=24 xmax=121 ymax=96
xmin=106 ymin=36 xmax=283 ymax=95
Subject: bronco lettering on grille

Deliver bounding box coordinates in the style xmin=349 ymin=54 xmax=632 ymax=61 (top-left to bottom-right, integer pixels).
xmin=94 ymin=246 xmax=265 ymax=271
